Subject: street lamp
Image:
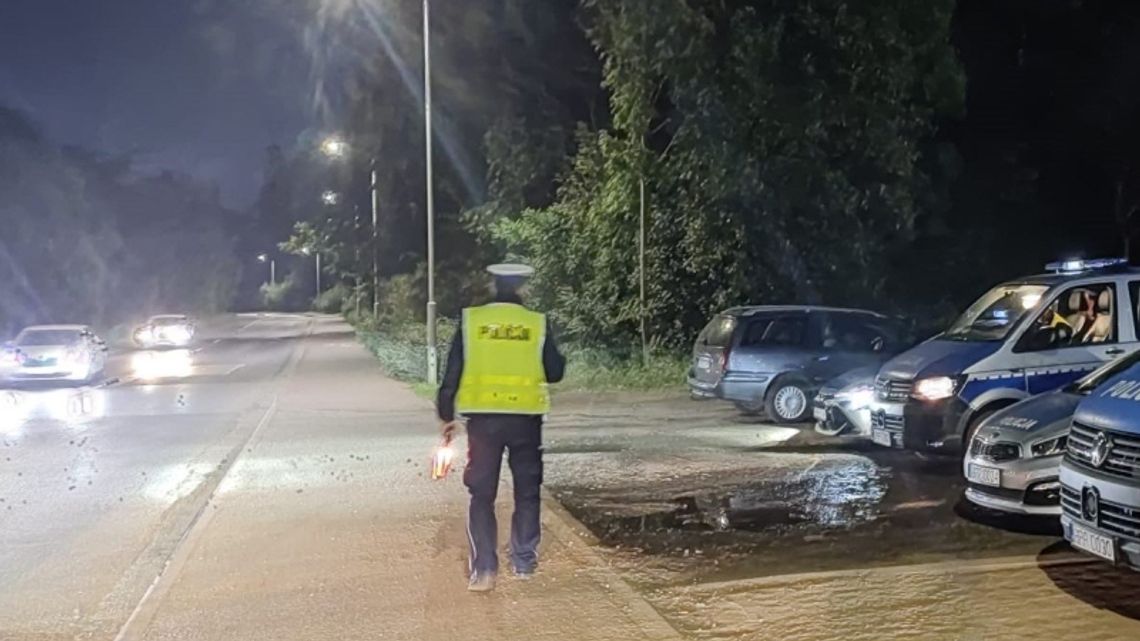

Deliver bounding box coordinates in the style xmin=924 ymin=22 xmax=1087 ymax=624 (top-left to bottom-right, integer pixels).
xmin=320 ymin=136 xmax=348 ymax=159
xmin=321 ymin=190 xmax=340 ymax=206
xmin=257 ymin=253 xmax=276 ymax=286
xmin=423 ymin=0 xmax=438 ymax=385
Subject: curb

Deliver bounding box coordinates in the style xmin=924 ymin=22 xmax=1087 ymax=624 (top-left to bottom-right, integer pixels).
xmin=540 ymin=488 xmax=683 ymax=641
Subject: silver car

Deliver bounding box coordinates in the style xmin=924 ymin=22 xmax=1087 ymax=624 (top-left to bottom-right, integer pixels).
xmin=2 ymin=325 xmax=109 ymax=383
xmin=814 ymin=365 xmax=878 ymax=437
xmin=963 ymin=349 xmax=1140 ymax=515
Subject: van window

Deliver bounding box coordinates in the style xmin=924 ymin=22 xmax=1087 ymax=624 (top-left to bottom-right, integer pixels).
xmin=1130 ymin=281 xmax=1140 ymax=339
xmin=825 ymin=314 xmax=895 ymax=353
xmin=699 ymin=315 xmax=736 ymax=347
xmin=1017 ymin=282 xmax=1117 ymax=351
xmin=740 ymin=316 xmax=807 ymax=347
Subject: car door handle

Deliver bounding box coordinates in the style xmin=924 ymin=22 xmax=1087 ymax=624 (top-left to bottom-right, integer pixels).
xmin=1106 ymin=348 xmax=1126 ymax=356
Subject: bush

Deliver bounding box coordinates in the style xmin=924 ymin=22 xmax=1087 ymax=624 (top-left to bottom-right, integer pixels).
xmin=560 ymin=345 xmax=687 ymax=391
xmin=260 ymin=277 xmax=296 ymax=311
xmin=356 ymin=319 xmax=457 ymax=383
xmin=313 ymin=283 xmax=351 ymax=313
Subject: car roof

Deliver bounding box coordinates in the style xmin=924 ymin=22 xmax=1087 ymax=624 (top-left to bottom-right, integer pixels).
xmin=19 ymin=324 xmax=87 ymax=332
xmin=720 ymin=305 xmax=888 ymax=319
xmin=1010 ymin=263 xmax=1140 ymax=287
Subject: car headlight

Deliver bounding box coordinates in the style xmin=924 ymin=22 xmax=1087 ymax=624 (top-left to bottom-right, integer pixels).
xmin=1031 ymin=435 xmax=1068 ymax=458
xmin=836 ymin=384 xmax=875 ymax=409
xmin=912 ymin=376 xmax=956 ymax=402
xmin=135 ymin=327 xmax=155 ymax=344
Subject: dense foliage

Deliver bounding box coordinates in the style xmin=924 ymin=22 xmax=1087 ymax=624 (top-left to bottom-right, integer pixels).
xmin=0 ymin=107 xmax=240 ymax=334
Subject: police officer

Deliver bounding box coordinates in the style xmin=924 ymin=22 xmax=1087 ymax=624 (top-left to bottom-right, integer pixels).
xmin=437 ymin=263 xmax=565 ymax=593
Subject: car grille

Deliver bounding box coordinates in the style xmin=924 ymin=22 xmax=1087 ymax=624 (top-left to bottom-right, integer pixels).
xmin=875 ymin=376 xmax=912 ymax=402
xmin=871 ymin=411 xmax=904 ymax=432
xmin=970 ymin=439 xmax=1021 ymax=462
xmin=1066 ymin=421 xmax=1140 ymax=480
xmin=1062 ymin=484 xmax=1140 ymax=542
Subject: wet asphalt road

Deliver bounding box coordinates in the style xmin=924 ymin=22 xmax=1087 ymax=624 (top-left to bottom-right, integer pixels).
xmin=0 ymin=314 xmax=309 ymax=639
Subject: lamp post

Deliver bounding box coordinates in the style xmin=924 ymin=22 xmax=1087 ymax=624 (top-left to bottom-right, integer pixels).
xmin=257 ymin=253 xmax=276 ymax=286
xmin=423 ymin=0 xmax=438 ymax=385
xmin=320 ymin=136 xmax=380 ymax=319
xmin=301 ymin=247 xmax=321 ymax=297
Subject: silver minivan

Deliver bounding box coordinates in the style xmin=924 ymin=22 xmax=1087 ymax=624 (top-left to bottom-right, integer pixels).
xmin=688 ymin=306 xmax=904 ymax=421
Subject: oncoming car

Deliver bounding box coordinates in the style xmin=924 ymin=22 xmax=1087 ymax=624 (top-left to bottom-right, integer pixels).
xmin=134 ymin=315 xmax=195 ymax=348
xmin=2 ymin=325 xmax=108 ymax=383
xmin=688 ymin=306 xmax=904 ymax=422
xmin=870 ymin=258 xmax=1140 ymax=455
xmin=962 ymin=351 xmax=1140 ymax=516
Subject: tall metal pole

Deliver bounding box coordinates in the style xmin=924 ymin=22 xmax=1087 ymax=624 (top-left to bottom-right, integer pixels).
xmin=639 ymin=178 xmax=648 ymax=365
xmin=315 ymin=253 xmax=322 ymax=298
xmin=423 ymin=0 xmax=438 ymax=385
xmin=270 ymin=259 xmax=276 ymax=286
xmin=370 ymin=160 xmax=381 ymax=318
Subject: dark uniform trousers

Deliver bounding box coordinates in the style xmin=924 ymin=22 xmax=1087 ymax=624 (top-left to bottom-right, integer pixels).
xmin=463 ymin=414 xmax=543 ymax=575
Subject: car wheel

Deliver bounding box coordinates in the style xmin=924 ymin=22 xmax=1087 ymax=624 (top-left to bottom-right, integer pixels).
xmin=765 ymin=379 xmax=811 ymax=423
xmin=733 ymin=400 xmax=764 ymax=415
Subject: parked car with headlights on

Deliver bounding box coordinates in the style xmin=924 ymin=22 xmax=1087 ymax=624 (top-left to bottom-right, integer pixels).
xmin=869 ymin=257 xmax=1140 ymax=455
xmin=814 ymin=365 xmax=878 ymax=437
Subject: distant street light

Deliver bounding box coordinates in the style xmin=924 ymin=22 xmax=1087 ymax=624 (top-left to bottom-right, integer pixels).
xmin=321 ymin=190 xmax=340 ymax=206
xmin=257 ymin=253 xmax=276 ymax=286
xmin=320 ymin=136 xmax=348 ymax=159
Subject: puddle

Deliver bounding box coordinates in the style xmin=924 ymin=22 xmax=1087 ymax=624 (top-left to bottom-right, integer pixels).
xmin=578 ymin=457 xmax=887 ymax=538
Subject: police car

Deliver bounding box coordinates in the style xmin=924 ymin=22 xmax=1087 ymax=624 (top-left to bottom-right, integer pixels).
xmin=963 ymin=351 xmax=1140 ymax=515
xmin=870 ymin=258 xmax=1140 ymax=455
xmin=1060 ymin=357 xmax=1140 ymax=569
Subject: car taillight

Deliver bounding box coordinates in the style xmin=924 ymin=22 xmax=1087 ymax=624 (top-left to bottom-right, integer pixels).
xmin=719 ymin=348 xmax=730 ymax=372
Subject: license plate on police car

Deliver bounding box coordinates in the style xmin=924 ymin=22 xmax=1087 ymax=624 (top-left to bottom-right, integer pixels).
xmin=967 ymin=463 xmax=1001 ymax=487
xmin=871 ymin=429 xmax=892 ymax=447
xmin=1071 ymin=525 xmax=1116 ymax=562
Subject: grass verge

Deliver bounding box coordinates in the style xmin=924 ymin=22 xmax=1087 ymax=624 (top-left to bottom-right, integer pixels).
xmin=352 ymin=318 xmax=686 ymax=396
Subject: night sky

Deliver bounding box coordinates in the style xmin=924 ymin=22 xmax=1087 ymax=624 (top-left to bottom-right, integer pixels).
xmin=0 ymin=0 xmax=320 ymax=207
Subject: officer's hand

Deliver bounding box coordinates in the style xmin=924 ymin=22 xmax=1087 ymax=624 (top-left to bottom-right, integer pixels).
xmin=440 ymin=420 xmax=461 ymax=441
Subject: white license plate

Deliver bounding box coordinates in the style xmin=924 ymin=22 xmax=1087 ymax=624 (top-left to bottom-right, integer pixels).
xmin=813 ymin=407 xmax=827 ymax=422
xmin=697 ymin=355 xmax=712 ymax=369
xmin=1071 ymin=525 xmax=1116 ymax=562
xmin=872 ymin=429 xmax=893 ymax=447
xmin=967 ymin=463 xmax=1001 ymax=487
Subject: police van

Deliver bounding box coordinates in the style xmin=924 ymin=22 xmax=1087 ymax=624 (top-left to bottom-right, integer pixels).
xmin=1060 ymin=359 xmax=1140 ymax=569
xmin=869 ymin=258 xmax=1140 ymax=456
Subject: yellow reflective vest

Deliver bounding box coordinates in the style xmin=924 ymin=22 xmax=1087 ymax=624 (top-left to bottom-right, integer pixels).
xmin=456 ymin=303 xmax=550 ymax=415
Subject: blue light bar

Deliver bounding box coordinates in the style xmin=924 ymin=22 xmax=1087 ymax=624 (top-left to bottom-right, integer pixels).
xmin=1044 ymin=257 xmax=1128 ymax=274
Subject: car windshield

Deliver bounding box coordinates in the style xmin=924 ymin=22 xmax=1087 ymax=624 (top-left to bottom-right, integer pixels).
xmin=1070 ymin=350 xmax=1140 ymax=395
xmin=16 ymin=330 xmax=81 ymax=346
xmin=942 ymin=284 xmax=1049 ymax=342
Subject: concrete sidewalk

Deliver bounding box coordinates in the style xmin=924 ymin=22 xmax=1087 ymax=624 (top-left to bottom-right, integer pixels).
xmin=121 ymin=318 xmax=680 ymax=641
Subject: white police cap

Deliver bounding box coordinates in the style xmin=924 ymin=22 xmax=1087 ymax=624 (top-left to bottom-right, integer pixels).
xmin=486 ymin=263 xmax=535 ymax=278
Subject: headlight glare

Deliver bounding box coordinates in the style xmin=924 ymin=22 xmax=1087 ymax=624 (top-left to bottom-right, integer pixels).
xmin=912 ymin=376 xmax=956 ymax=402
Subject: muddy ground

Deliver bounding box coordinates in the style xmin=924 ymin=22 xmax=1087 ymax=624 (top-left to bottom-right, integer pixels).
xmin=544 ymin=391 xmax=1067 ymax=589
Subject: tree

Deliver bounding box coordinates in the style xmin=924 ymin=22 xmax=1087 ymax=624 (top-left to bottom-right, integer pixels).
xmin=495 ymin=0 xmax=964 ymax=349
